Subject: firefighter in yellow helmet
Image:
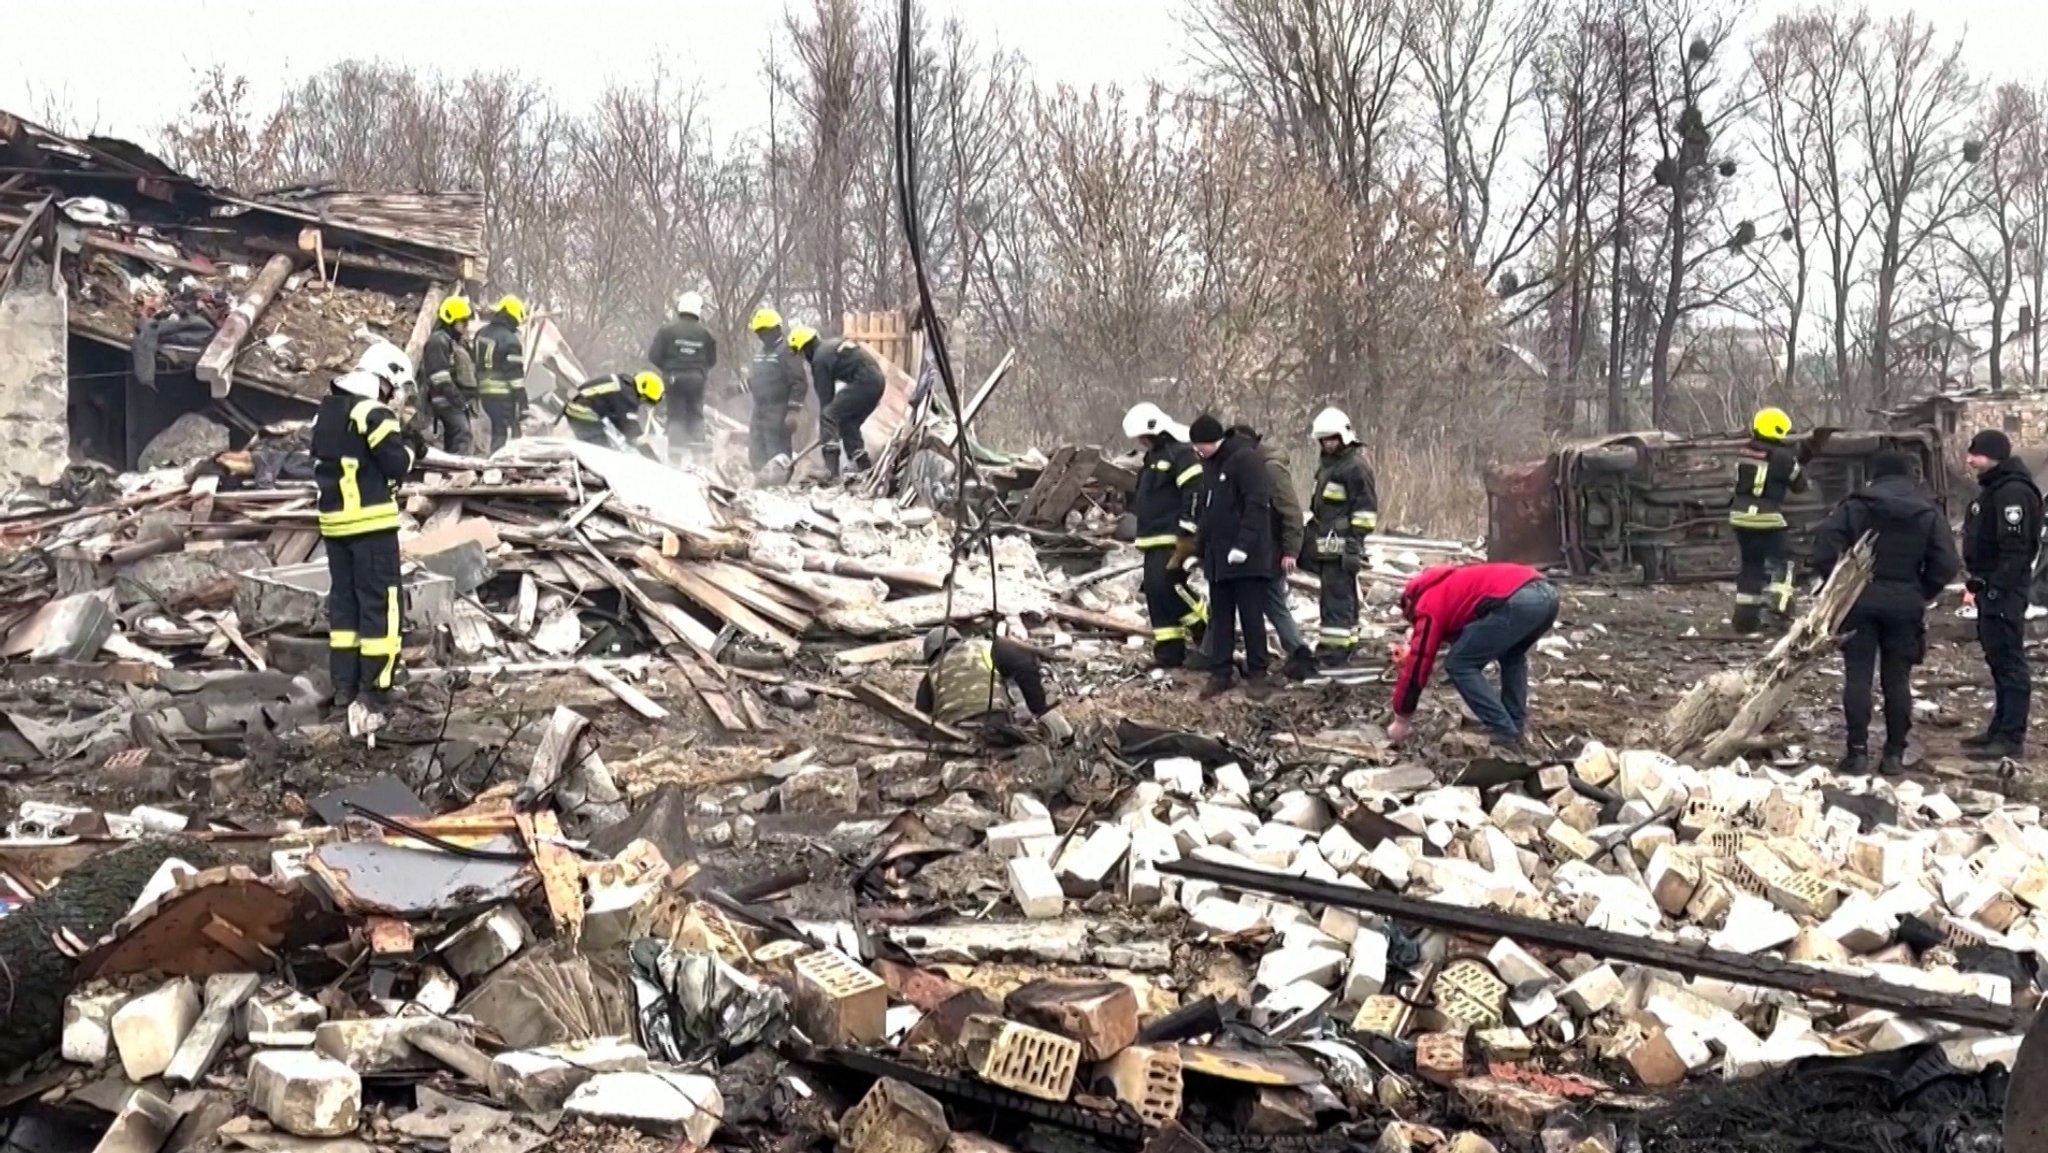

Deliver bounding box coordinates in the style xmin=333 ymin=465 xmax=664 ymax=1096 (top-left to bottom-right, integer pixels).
xmin=419 ymin=295 xmax=478 ymax=454
xmin=314 ymin=344 xmax=427 ymax=736
xmin=564 ymin=371 xmax=665 ymax=458
xmin=746 ymin=307 xmax=806 ymax=471
xmin=1729 ymin=406 xmax=1808 ymax=632
xmin=475 ymin=295 xmax=528 ymax=453
xmin=791 ymin=324 xmax=885 ymax=479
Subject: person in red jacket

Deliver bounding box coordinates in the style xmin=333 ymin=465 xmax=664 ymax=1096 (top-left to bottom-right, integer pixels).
xmin=1388 ymin=562 xmax=1559 ymax=747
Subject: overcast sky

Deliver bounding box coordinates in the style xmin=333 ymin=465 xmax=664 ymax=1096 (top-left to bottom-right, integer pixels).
xmin=2 ymin=0 xmax=1187 ymax=145
xmin=3 ymin=0 xmax=2044 ymax=156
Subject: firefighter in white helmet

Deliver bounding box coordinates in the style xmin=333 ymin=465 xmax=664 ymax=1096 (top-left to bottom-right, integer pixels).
xmin=1124 ymin=403 xmax=1209 ymax=669
xmin=1304 ymin=407 xmax=1379 ymax=666
xmin=313 ymin=346 xmax=426 ymax=734
xmin=648 ymin=291 xmax=718 ymax=457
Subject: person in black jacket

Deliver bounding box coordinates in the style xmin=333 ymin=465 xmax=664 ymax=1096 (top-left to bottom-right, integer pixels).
xmin=1809 ymin=451 xmax=1960 ymax=774
xmin=1961 ymin=430 xmax=2045 ymax=760
xmin=746 ymin=307 xmax=806 ymax=470
xmin=1190 ymin=415 xmax=1279 ymax=700
xmin=564 ymin=372 xmax=665 ymax=456
xmin=419 ymin=296 xmax=477 ymax=455
xmin=648 ymin=292 xmax=719 ymax=456
xmin=474 ymin=296 xmax=528 ymax=453
xmin=792 ymin=326 xmax=886 ymax=479
xmin=1124 ymin=403 xmax=1207 ymax=669
xmin=313 ymin=349 xmax=425 ymax=735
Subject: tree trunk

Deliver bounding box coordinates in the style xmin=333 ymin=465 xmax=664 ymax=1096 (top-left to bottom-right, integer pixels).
xmin=1651 ymin=178 xmax=1687 ymax=431
xmin=1660 ymin=535 xmax=1874 ymax=764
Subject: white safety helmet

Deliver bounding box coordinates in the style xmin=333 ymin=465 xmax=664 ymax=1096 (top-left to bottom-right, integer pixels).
xmin=356 ymin=340 xmax=415 ymax=392
xmin=676 ymin=291 xmax=706 ymax=317
xmin=334 ymin=370 xmax=383 ymax=400
xmin=1310 ymin=406 xmax=1357 ymax=445
xmin=1122 ymin=402 xmax=1188 ymax=442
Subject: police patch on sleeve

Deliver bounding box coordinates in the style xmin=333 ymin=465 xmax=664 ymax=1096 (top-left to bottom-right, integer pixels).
xmin=2007 ymin=504 xmax=2026 ymax=528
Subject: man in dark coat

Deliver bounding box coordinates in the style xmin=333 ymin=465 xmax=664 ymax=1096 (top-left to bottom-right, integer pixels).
xmin=1809 ymin=450 xmax=1960 ymax=774
xmin=1190 ymin=415 xmax=1280 ymax=700
xmin=1961 ymin=430 xmax=2045 ymax=760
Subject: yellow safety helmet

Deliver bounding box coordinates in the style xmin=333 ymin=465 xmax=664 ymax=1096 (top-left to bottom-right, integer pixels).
xmin=634 ymin=371 xmax=665 ymax=405
xmin=438 ymin=295 xmax=474 ymax=326
xmin=788 ymin=325 xmax=818 ymax=353
xmin=494 ymin=295 xmax=526 ymax=325
xmin=750 ymin=307 xmax=783 ymax=333
xmin=1751 ymin=406 xmax=1792 ymax=442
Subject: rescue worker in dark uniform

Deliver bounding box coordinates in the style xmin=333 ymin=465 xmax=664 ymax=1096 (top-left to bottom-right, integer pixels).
xmin=746 ymin=308 xmax=806 ymax=470
xmin=1961 ymin=430 xmax=2044 ymax=760
xmin=474 ymin=295 xmax=528 ymax=453
xmin=564 ymin=371 xmax=665 ymax=456
xmin=313 ymin=344 xmax=425 ymax=734
xmin=1304 ymin=406 xmax=1380 ymax=666
xmin=1229 ymin=422 xmax=1315 ymax=680
xmin=1124 ymin=403 xmax=1207 ymax=669
xmin=1729 ymin=406 xmax=1806 ymax=633
xmin=420 ymin=295 xmax=477 ymax=455
xmin=648 ymin=292 xmax=718 ymax=455
xmin=791 ymin=326 xmax=886 ymax=479
xmin=914 ymin=627 xmax=1071 ymax=744
xmin=1808 ymin=450 xmax=1959 ymax=775
xmin=1190 ymin=414 xmax=1281 ymax=700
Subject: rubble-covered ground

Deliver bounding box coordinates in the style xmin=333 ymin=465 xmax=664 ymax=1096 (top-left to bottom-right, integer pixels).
xmin=0 ymin=438 xmax=2039 ymax=1153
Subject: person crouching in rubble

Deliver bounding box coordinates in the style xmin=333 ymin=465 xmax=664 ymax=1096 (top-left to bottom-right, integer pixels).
xmin=915 ymin=627 xmax=1073 ymax=745
xmin=1189 ymin=415 xmax=1282 ymax=700
xmin=1388 ymin=562 xmax=1559 ymax=750
xmin=1807 ymin=450 xmax=1958 ymax=776
xmin=791 ymin=325 xmax=886 ymax=480
xmin=314 ymin=344 xmax=428 ymax=736
xmin=1123 ymin=403 xmax=1209 ymax=670
xmin=564 ymin=372 xmax=665 ymax=459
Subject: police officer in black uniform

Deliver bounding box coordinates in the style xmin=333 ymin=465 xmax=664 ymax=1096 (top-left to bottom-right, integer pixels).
xmin=1961 ymin=429 xmax=2044 ymax=760
xmin=1809 ymin=450 xmax=1959 ymax=774
xmin=1729 ymin=406 xmax=1807 ymax=633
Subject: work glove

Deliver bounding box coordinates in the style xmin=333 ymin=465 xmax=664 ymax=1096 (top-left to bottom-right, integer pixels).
xmin=1966 ymin=576 xmax=1988 ymax=596
xmin=1171 ymin=537 xmax=1197 ymax=571
xmin=401 ymin=429 xmax=429 ymax=466
xmin=1227 ymin=548 xmax=1248 ymax=565
xmin=1036 ymin=709 xmax=1074 ymax=746
xmin=1341 ymin=552 xmax=1362 ymax=575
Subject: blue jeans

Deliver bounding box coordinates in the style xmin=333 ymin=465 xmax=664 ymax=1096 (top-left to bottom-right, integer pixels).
xmin=1444 ymin=580 xmax=1559 ymax=739
xmin=1258 ymin=576 xmax=1309 ymax=654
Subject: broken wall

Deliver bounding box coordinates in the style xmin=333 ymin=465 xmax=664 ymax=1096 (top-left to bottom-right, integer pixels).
xmin=0 ymin=272 xmax=70 ymax=495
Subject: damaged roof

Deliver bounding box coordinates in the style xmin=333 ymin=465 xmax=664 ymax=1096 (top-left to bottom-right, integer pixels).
xmin=0 ymin=110 xmax=484 ymax=405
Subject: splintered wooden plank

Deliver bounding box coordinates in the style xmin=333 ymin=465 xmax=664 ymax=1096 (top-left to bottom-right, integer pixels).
xmin=582 ymin=661 xmax=669 ymax=720
xmin=849 ymin=681 xmax=970 ymax=743
xmin=694 ymin=561 xmax=814 ymax=631
xmin=635 ymin=548 xmax=799 ymax=655
xmin=672 ymin=657 xmax=749 ymax=731
xmin=189 ymin=476 xmax=219 ymax=526
xmin=272 ymin=530 xmax=319 ymax=566
xmin=739 ymin=690 xmax=770 ymax=730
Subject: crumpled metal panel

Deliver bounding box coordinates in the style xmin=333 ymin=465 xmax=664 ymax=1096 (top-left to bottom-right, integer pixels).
xmin=304 ymin=836 xmax=530 ymax=918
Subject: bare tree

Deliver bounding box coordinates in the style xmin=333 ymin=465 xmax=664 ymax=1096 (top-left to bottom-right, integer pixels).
xmin=1405 ymin=0 xmax=1559 ymax=283
xmin=157 ymin=66 xmax=288 ymax=190
xmin=1943 ymin=83 xmax=2039 ymax=391
xmin=775 ymin=0 xmax=878 ymax=328
xmin=1854 ymin=13 xmax=1978 ymax=408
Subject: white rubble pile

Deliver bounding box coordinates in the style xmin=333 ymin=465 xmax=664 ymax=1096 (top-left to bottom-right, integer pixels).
xmin=995 ymin=741 xmax=2039 ymax=1086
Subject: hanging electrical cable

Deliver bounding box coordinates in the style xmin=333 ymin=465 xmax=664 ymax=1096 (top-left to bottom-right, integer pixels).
xmin=892 ymin=0 xmax=1008 ymax=740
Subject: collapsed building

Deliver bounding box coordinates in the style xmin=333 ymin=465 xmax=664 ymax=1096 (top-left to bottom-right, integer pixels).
xmin=0 ymin=110 xmax=484 ymax=490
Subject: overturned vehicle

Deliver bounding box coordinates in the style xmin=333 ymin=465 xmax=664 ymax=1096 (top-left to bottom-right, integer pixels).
xmin=1485 ymin=428 xmax=1948 ymax=581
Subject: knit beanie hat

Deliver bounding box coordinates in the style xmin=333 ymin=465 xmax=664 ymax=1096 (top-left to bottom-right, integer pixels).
xmin=1970 ymin=430 xmax=2013 ymax=460
xmin=1187 ymin=415 xmax=1225 ymax=445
